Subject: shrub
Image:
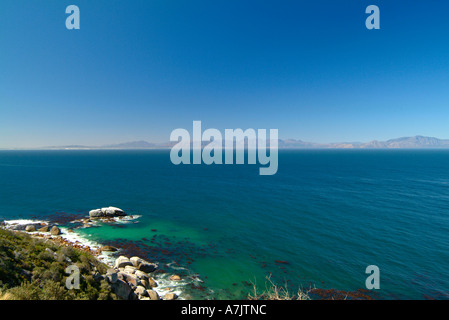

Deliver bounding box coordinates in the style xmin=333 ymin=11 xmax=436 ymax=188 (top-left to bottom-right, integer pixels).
xmin=7 ymin=282 xmax=41 ymax=300
xmin=248 ymin=275 xmax=311 ymax=300
xmin=0 ymin=228 xmax=117 ymax=300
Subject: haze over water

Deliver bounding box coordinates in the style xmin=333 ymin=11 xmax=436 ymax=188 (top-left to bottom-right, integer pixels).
xmin=1 ymin=149 xmax=448 ymax=299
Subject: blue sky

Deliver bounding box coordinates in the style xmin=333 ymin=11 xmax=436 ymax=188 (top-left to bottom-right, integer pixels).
xmin=1 ymin=0 xmax=449 ymax=148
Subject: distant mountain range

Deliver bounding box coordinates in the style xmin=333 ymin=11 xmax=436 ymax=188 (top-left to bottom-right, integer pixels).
xmin=278 ymin=136 xmax=449 ymax=149
xmin=43 ymin=136 xmax=449 ymax=149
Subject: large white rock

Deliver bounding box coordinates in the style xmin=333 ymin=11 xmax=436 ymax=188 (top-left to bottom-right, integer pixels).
xmin=89 ymin=206 xmax=127 ymax=218
xmin=101 ymin=207 xmax=125 ymax=216
xmin=89 ymin=209 xmax=103 ymax=217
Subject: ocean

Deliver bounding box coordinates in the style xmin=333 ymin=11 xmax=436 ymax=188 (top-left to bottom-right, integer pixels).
xmin=0 ymin=149 xmax=448 ymax=299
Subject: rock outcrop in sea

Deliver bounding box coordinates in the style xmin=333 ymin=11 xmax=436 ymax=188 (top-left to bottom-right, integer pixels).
xmin=89 ymin=207 xmax=127 ymax=218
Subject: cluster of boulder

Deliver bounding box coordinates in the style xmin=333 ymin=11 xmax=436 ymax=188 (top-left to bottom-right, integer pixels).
xmin=89 ymin=207 xmax=127 ymax=218
xmin=25 ymin=223 xmax=61 ymax=235
xmin=2 ymin=221 xmax=101 ymax=255
xmin=106 ymin=255 xmax=180 ymax=300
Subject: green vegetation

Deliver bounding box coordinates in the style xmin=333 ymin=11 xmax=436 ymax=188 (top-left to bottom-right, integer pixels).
xmin=248 ymin=275 xmax=375 ymax=300
xmin=0 ymin=228 xmax=117 ymax=300
xmin=248 ymin=275 xmax=311 ymax=300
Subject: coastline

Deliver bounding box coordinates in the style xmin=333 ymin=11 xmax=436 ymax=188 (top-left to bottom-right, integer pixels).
xmin=1 ymin=217 xmax=377 ymax=301
xmin=1 ymin=215 xmax=195 ymax=300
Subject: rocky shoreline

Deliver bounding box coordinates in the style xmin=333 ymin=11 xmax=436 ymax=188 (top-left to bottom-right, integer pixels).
xmin=1 ymin=207 xmax=186 ymax=300
xmin=106 ymin=255 xmax=181 ymax=300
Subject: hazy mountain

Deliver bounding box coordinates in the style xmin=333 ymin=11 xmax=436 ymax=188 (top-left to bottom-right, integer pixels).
xmin=44 ymin=141 xmax=169 ymax=149
xmin=278 ymin=139 xmax=320 ymax=148
xmin=102 ymin=141 xmax=158 ymax=149
xmin=43 ymin=136 xmax=449 ymax=150
xmin=381 ymin=136 xmax=449 ymax=148
xmin=43 ymin=144 xmax=94 ymax=149
xmin=277 ymin=136 xmax=449 ymax=149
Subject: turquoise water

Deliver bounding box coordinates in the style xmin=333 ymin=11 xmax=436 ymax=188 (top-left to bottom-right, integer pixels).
xmin=1 ymin=150 xmax=448 ymax=299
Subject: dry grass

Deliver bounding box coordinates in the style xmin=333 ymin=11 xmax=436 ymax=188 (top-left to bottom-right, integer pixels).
xmin=248 ymin=275 xmax=311 ymax=300
xmin=0 ymin=290 xmax=15 ymax=300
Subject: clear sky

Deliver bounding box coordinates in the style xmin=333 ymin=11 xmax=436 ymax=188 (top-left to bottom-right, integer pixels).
xmin=1 ymin=0 xmax=449 ymax=148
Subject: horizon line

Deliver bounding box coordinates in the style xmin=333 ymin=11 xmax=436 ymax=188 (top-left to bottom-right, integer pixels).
xmin=1 ymin=135 xmax=449 ymax=150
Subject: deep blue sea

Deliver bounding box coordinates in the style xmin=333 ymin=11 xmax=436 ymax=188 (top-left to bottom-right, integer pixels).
xmin=1 ymin=150 xmax=448 ymax=299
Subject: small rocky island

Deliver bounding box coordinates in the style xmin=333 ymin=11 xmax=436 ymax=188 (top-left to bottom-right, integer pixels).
xmin=89 ymin=206 xmax=127 ymax=218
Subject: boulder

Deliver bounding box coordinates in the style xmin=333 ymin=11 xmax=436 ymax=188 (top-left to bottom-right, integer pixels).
xmin=112 ymin=279 xmax=132 ymax=300
xmin=124 ymin=265 xmax=137 ymax=274
xmin=134 ymin=270 xmax=149 ymax=281
xmin=135 ymin=286 xmax=148 ymax=297
xmin=137 ymin=278 xmax=157 ymax=289
xmin=88 ymin=209 xmax=103 ymax=218
xmin=147 ymin=277 xmax=158 ymax=288
xmin=25 ymin=225 xmax=36 ymax=232
xmin=106 ymin=269 xmax=118 ymax=284
xmin=128 ymin=291 xmax=139 ymax=300
xmin=93 ymin=272 xmax=104 ymax=282
xmin=139 ymin=279 xmax=149 ymax=289
xmin=102 ymin=206 xmax=126 ymax=216
xmin=128 ymin=275 xmax=139 ymax=287
xmin=100 ymin=245 xmax=118 ymax=252
xmin=164 ymin=293 xmax=178 ymax=300
xmin=137 ymin=262 xmax=157 ymax=273
xmin=89 ymin=206 xmax=126 ymax=218
xmin=147 ymin=290 xmax=160 ymax=300
xmin=170 ymin=275 xmax=181 ymax=281
xmin=119 ymin=272 xmax=138 ymax=287
xmin=37 ymin=226 xmax=49 ymax=232
xmin=50 ymin=226 xmax=61 ymax=235
xmin=130 ymin=256 xmax=144 ymax=267
xmin=115 ymin=256 xmax=133 ymax=269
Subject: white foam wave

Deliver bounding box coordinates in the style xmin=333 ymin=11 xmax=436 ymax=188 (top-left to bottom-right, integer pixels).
xmin=3 ymin=219 xmax=48 ymax=226
xmin=112 ymin=215 xmax=142 ymax=223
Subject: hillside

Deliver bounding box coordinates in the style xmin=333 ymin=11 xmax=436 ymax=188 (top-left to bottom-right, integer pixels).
xmin=0 ymin=228 xmax=117 ymax=300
